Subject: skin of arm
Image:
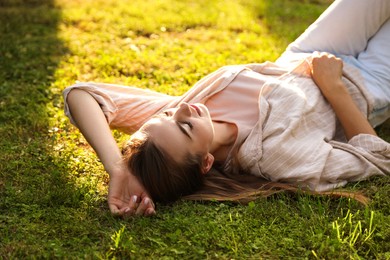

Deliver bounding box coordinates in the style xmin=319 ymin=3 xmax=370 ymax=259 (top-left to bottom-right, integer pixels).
xmin=66 ymin=89 xmax=155 ymax=217
xmin=310 ymin=52 xmax=377 ymax=140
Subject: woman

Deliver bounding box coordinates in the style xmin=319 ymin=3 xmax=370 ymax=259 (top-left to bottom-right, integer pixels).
xmin=64 ymin=0 xmax=390 ymax=217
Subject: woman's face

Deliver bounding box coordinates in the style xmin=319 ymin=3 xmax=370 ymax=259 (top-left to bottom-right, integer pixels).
xmin=138 ymin=102 xmax=215 ymax=162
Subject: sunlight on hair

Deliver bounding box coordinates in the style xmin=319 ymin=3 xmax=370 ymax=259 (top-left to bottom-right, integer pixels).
xmin=130 ymin=130 xmax=148 ymax=144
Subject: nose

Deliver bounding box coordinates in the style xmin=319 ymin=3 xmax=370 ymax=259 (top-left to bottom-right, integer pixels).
xmin=175 ymin=102 xmax=192 ymax=117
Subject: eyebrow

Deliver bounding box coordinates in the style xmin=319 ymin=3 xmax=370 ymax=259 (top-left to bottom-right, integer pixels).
xmin=175 ymin=121 xmax=192 ymax=140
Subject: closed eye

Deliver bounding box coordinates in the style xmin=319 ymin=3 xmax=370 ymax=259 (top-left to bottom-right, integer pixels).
xmin=176 ymin=121 xmax=192 ymax=139
xmin=161 ymin=110 xmax=192 ymax=139
xmin=182 ymin=121 xmax=193 ymax=130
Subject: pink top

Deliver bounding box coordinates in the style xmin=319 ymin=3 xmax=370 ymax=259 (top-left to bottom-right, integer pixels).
xmin=204 ymin=68 xmax=274 ymax=172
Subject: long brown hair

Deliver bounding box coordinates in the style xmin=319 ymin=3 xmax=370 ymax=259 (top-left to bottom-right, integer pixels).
xmin=123 ymin=132 xmax=369 ymax=205
xmin=185 ymin=168 xmax=369 ymax=205
xmin=123 ymin=131 xmax=205 ymax=203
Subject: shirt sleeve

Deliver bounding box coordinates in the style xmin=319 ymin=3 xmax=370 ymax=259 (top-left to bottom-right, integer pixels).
xmin=63 ymin=82 xmax=175 ymax=134
xmin=315 ymin=134 xmax=390 ymax=191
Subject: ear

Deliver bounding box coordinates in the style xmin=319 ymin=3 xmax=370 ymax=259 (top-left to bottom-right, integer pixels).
xmin=201 ymin=153 xmax=214 ymax=175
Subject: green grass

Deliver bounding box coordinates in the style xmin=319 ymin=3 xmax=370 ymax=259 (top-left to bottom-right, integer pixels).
xmin=1 ymin=0 xmax=389 ymax=258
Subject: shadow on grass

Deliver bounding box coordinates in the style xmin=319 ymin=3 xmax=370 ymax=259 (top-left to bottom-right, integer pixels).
xmin=0 ymin=0 xmax=108 ymax=256
xmin=0 ymin=0 xmax=68 ymax=201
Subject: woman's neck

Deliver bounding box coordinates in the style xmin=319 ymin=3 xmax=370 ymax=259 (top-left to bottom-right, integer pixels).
xmin=210 ymin=121 xmax=237 ymax=162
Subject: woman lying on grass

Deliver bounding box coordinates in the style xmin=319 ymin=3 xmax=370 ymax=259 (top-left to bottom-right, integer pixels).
xmin=64 ymin=0 xmax=390 ymax=217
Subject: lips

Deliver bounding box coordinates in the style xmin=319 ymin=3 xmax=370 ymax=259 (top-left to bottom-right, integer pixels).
xmin=190 ymin=104 xmax=201 ymax=116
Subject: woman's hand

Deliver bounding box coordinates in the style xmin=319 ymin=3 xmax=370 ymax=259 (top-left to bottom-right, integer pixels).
xmin=310 ymin=51 xmax=347 ymax=100
xmin=107 ymin=164 xmax=156 ymax=217
xmin=309 ymin=51 xmax=376 ymax=140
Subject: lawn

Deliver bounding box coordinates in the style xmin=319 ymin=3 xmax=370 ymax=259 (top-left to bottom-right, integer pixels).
xmin=1 ymin=0 xmax=389 ymax=258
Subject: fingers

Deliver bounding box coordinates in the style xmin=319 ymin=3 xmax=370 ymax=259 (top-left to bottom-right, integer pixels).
xmin=310 ymin=51 xmax=343 ymax=74
xmin=311 ymin=51 xmax=341 ymax=62
xmin=123 ymin=195 xmax=139 ymax=216
xmin=108 ymin=203 xmax=121 ymax=216
xmin=118 ymin=195 xmax=155 ymax=218
xmin=109 ymin=195 xmax=156 ymax=218
xmin=109 ymin=203 xmax=133 ymax=217
xmin=108 ymin=195 xmax=138 ymax=217
xmin=309 ymin=51 xmax=346 ymax=100
xmin=135 ymin=197 xmax=156 ymax=216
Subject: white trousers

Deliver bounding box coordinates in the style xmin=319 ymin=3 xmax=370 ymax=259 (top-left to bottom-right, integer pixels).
xmin=277 ymin=0 xmax=390 ymax=126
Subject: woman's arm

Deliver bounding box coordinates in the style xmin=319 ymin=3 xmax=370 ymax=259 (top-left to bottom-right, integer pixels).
xmin=66 ymin=89 xmax=155 ymax=216
xmin=310 ymin=52 xmax=377 ymax=140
